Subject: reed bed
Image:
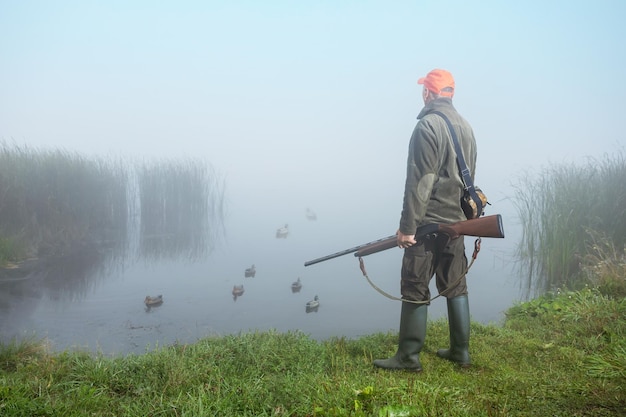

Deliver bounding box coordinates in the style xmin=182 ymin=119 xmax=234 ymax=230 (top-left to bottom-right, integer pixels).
xmin=513 ymin=151 xmax=626 ymax=297
xmin=137 ymin=158 xmax=224 ymax=261
xmin=0 ymin=142 xmax=224 ymax=266
xmin=581 ymin=229 xmax=626 ymax=298
xmin=0 ymin=142 xmax=129 ymax=259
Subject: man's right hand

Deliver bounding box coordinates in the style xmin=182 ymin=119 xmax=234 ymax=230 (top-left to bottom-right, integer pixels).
xmin=397 ymin=230 xmax=417 ymax=249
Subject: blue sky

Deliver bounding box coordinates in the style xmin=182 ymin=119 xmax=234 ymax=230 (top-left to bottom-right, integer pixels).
xmin=1 ymin=1 xmax=625 ymax=237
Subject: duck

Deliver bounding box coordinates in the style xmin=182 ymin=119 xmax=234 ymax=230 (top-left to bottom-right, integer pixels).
xmin=232 ymin=284 xmax=244 ymax=296
xmin=244 ymin=264 xmax=256 ymax=278
xmin=306 ymin=208 xmax=317 ymax=221
xmin=275 ymin=224 xmax=289 ymax=238
xmin=144 ymin=295 xmax=163 ymax=307
xmin=306 ymin=295 xmax=319 ymax=309
xmin=291 ymin=277 xmax=302 ymax=292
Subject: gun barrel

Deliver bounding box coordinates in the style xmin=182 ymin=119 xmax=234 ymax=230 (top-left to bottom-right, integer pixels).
xmin=304 ymin=234 xmax=396 ymax=267
xmin=304 ymin=248 xmax=357 ymax=267
xmin=354 ymin=236 xmax=396 ymax=257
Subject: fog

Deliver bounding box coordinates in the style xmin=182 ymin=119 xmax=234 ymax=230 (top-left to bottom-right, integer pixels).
xmin=1 ymin=2 xmax=625 ymax=351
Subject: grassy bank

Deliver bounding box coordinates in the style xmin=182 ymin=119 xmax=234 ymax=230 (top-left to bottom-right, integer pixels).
xmin=1 ymin=287 xmax=624 ymax=416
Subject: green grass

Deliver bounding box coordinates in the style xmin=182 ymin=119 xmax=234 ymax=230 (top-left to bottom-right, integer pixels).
xmin=2 ymin=288 xmax=624 ymax=416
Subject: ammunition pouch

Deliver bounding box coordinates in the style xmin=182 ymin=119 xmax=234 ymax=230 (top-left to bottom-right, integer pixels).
xmin=461 ymin=187 xmax=488 ymax=219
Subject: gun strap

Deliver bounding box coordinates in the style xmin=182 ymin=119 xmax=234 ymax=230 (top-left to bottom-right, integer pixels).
xmin=431 ymin=110 xmax=483 ymax=218
xmin=357 ymin=237 xmax=481 ymax=304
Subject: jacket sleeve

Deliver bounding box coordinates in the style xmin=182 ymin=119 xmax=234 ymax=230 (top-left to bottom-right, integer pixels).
xmin=399 ymin=119 xmax=440 ymax=235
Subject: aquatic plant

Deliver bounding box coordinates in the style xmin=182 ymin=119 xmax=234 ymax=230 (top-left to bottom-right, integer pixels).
xmin=0 ymin=141 xmax=225 ymax=267
xmin=137 ymin=157 xmax=225 ymax=261
xmin=0 ymin=142 xmax=129 ymax=259
xmin=512 ymin=151 xmax=626 ymax=297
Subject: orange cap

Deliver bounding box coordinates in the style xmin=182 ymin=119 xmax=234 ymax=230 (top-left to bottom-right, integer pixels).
xmin=418 ymin=69 xmax=455 ymax=97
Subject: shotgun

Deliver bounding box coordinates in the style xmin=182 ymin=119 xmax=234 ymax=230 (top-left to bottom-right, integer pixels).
xmin=304 ymin=214 xmax=504 ymax=267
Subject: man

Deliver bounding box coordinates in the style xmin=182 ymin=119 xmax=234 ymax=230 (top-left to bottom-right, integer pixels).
xmin=373 ymin=69 xmax=477 ymax=372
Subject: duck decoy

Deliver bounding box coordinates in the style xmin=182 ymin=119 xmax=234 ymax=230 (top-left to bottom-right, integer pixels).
xmin=291 ymin=277 xmax=302 ymax=292
xmin=144 ymin=294 xmax=163 ymax=307
xmin=306 ymin=208 xmax=317 ymax=221
xmin=245 ymin=264 xmax=256 ymax=278
xmin=232 ymin=284 xmax=244 ymax=301
xmin=306 ymin=295 xmax=320 ymax=313
xmin=276 ymin=224 xmax=289 ymax=238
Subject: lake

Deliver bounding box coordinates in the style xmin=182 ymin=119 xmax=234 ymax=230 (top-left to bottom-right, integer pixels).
xmin=0 ymin=198 xmax=523 ymax=355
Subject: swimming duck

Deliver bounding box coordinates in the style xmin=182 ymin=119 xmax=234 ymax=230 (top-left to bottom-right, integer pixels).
xmin=144 ymin=295 xmax=163 ymax=307
xmin=232 ymin=284 xmax=244 ymax=296
xmin=306 ymin=295 xmax=319 ymax=309
xmin=276 ymin=224 xmax=289 ymax=238
xmin=245 ymin=264 xmax=256 ymax=278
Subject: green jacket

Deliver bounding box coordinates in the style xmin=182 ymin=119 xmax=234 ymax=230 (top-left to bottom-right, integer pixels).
xmin=399 ymin=97 xmax=477 ymax=235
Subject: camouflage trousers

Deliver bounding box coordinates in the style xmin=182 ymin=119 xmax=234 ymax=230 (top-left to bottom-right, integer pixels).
xmin=400 ymin=233 xmax=468 ymax=303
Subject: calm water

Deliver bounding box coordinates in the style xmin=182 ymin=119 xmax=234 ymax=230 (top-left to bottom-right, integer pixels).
xmin=0 ymin=205 xmax=522 ymax=355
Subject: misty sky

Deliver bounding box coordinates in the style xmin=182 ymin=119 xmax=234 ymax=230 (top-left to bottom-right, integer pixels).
xmin=1 ymin=1 xmax=625 ymax=243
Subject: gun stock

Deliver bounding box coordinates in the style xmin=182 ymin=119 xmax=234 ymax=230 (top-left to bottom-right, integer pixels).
xmin=304 ymin=214 xmax=505 ymax=266
xmin=438 ymin=214 xmax=505 ymax=240
xmin=355 ymin=214 xmax=504 ymax=258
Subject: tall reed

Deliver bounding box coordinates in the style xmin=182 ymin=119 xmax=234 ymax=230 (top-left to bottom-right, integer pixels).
xmin=0 ymin=142 xmax=225 ymax=267
xmin=0 ymin=142 xmax=129 ymax=259
xmin=137 ymin=158 xmax=224 ymax=261
xmin=581 ymin=229 xmax=626 ymax=298
xmin=513 ymin=151 xmax=626 ymax=297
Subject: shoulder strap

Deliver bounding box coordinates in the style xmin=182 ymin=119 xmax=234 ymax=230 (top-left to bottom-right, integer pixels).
xmin=430 ymin=110 xmax=483 ymax=217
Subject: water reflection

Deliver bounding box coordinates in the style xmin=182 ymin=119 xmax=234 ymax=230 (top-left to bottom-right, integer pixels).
xmin=0 ymin=157 xmax=225 ymax=348
xmin=305 ymin=305 xmax=319 ymax=313
xmin=1 ymin=208 xmax=218 ymax=323
xmin=0 ymin=244 xmax=126 ymax=344
xmin=144 ymin=303 xmax=163 ymax=313
xmin=1 ymin=244 xmax=119 ymax=304
xmin=137 ymin=160 xmax=218 ymax=262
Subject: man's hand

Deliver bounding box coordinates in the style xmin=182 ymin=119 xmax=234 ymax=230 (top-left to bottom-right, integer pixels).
xmin=397 ymin=230 xmax=417 ymax=249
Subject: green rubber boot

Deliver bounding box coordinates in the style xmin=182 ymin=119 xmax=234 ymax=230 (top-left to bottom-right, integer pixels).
xmin=437 ymin=294 xmax=471 ymax=367
xmin=373 ymin=301 xmax=427 ymax=372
